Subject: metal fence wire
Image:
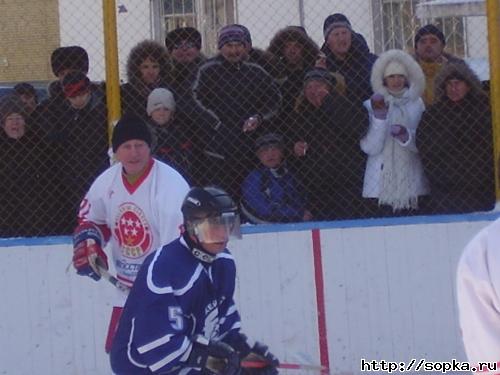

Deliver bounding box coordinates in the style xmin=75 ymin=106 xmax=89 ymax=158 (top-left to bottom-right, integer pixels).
xmin=0 ymin=0 xmax=495 ymax=237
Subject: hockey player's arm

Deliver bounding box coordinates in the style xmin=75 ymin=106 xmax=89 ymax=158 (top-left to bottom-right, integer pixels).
xmin=73 ymin=193 xmax=111 ymax=281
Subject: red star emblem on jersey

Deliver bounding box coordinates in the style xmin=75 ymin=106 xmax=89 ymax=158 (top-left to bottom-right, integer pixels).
xmin=114 ymin=203 xmax=152 ymax=258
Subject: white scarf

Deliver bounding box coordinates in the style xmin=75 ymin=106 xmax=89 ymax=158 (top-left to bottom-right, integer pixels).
xmin=378 ymin=88 xmax=419 ymax=211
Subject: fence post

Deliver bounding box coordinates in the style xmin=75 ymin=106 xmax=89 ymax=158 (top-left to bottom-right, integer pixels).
xmin=102 ymin=0 xmax=121 ymax=146
xmin=486 ymin=0 xmax=500 ymax=200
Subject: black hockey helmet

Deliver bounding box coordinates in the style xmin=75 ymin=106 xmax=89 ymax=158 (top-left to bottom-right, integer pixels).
xmin=182 ymin=186 xmax=241 ymax=243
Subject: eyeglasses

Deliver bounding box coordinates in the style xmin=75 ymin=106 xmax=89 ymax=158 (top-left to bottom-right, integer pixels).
xmin=173 ymin=41 xmax=197 ymax=50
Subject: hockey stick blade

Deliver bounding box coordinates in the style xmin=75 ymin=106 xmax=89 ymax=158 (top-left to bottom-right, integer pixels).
xmin=241 ymin=360 xmax=329 ymax=373
xmin=96 ymin=264 xmax=130 ymax=294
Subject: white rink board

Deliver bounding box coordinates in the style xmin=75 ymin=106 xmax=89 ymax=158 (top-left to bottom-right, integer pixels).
xmin=0 ymin=215 xmax=496 ymax=375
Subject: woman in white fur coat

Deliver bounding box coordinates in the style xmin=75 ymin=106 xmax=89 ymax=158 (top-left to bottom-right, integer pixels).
xmin=360 ymin=49 xmax=429 ymax=214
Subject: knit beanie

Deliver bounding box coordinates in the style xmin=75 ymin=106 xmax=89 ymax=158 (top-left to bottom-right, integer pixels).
xmin=112 ymin=114 xmax=152 ymax=152
xmin=304 ymin=68 xmax=336 ymax=87
xmin=414 ymin=24 xmax=445 ymax=47
xmin=165 ymin=27 xmax=202 ymax=51
xmin=234 ymin=24 xmax=252 ymax=47
xmin=323 ymin=13 xmax=352 ymax=40
xmin=255 ymin=133 xmax=284 ymax=151
xmin=147 ymin=88 xmax=176 ymax=115
xmin=62 ymin=71 xmax=91 ymax=98
xmin=0 ymin=95 xmax=27 ymax=125
xmin=51 ymin=46 xmax=89 ymax=76
xmin=384 ymin=61 xmax=407 ymax=78
xmin=218 ymin=25 xmax=246 ymax=49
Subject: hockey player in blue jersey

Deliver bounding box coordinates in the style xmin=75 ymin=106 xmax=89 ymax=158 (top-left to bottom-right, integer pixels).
xmin=110 ymin=186 xmax=279 ymax=374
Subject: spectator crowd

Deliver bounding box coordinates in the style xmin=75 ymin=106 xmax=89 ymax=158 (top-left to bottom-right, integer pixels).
xmin=0 ymin=16 xmax=495 ymax=237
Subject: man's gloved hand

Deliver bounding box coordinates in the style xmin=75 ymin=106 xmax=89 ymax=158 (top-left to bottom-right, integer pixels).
xmin=188 ymin=335 xmax=241 ymax=375
xmin=241 ymin=342 xmax=279 ymax=375
xmin=73 ymin=223 xmax=108 ymax=281
xmin=370 ymin=93 xmax=388 ymax=120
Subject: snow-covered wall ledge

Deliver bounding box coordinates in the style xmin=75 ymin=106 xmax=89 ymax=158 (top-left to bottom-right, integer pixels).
xmin=1 ymin=212 xmax=498 ymax=375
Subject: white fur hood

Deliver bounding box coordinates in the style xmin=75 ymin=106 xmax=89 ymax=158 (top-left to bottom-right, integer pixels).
xmin=370 ymin=49 xmax=425 ymax=101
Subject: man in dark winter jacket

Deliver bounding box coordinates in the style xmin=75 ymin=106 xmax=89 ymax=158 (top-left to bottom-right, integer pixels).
xmin=192 ymin=24 xmax=281 ymax=200
xmin=319 ymin=13 xmax=377 ymax=104
xmin=413 ymin=24 xmax=464 ymax=105
xmin=291 ymin=67 xmax=368 ymax=220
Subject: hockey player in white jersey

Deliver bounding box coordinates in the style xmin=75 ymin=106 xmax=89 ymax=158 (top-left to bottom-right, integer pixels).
xmin=110 ymin=186 xmax=279 ymax=374
xmin=457 ymin=218 xmax=500 ymax=373
xmin=72 ymin=113 xmax=190 ymax=352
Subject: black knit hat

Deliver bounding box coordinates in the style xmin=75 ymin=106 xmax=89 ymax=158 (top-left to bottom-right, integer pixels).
xmin=50 ymin=46 xmax=89 ymax=76
xmin=414 ymin=24 xmax=445 ymax=47
xmin=304 ymin=68 xmax=336 ymax=87
xmin=112 ymin=113 xmax=152 ymax=152
xmin=165 ymin=27 xmax=202 ymax=52
xmin=218 ymin=25 xmax=246 ymax=49
xmin=323 ymin=13 xmax=352 ymax=40
xmin=255 ymin=133 xmax=284 ymax=151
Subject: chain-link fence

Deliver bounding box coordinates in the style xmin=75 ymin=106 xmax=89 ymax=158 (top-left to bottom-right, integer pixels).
xmin=0 ymin=0 xmax=495 ymax=237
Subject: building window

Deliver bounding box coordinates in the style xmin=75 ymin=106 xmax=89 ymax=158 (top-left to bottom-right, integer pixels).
xmin=372 ymin=0 xmax=466 ymax=57
xmin=154 ymin=0 xmax=236 ymax=55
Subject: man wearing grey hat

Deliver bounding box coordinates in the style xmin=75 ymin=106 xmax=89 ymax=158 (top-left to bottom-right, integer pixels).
xmin=192 ymin=24 xmax=281 ymax=200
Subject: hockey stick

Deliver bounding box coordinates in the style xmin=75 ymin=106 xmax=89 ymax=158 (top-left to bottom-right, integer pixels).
xmin=95 ymin=263 xmax=130 ymax=294
xmin=241 ymin=360 xmax=329 ymax=373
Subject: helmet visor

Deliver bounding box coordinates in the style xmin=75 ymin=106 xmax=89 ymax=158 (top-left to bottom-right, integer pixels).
xmin=192 ymin=212 xmax=241 ymax=244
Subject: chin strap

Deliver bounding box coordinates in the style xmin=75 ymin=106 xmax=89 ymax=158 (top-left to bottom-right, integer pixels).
xmin=183 ymin=232 xmax=216 ymax=263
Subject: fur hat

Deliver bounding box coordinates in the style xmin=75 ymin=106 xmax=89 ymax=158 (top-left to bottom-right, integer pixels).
xmin=323 ymin=13 xmax=352 ymax=40
xmin=50 ymin=46 xmax=89 ymax=76
xmin=384 ymin=60 xmax=407 ymax=78
xmin=165 ymin=27 xmax=202 ymax=52
xmin=370 ymin=49 xmax=425 ymax=101
xmin=147 ymin=88 xmax=176 ymax=115
xmin=414 ymin=24 xmax=445 ymax=47
xmin=0 ymin=95 xmax=27 ymax=125
xmin=218 ymin=25 xmax=246 ymax=49
xmin=62 ymin=71 xmax=91 ymax=98
xmin=112 ymin=113 xmax=152 ymax=152
xmin=255 ymin=133 xmax=284 ymax=151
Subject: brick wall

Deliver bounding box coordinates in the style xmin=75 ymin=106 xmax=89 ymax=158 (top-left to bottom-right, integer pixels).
xmin=0 ymin=0 xmax=60 ymax=82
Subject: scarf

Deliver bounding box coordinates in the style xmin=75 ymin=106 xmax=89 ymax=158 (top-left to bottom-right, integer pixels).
xmin=378 ymin=88 xmax=419 ymax=211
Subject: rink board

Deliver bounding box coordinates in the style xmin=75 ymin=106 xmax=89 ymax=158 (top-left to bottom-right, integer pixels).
xmin=0 ymin=213 xmax=498 ymax=375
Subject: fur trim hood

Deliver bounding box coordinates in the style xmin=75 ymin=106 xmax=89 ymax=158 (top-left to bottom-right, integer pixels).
xmin=126 ymin=40 xmax=170 ymax=87
xmin=433 ymin=61 xmax=486 ymax=103
xmin=267 ymin=27 xmax=319 ymax=69
xmin=371 ymin=49 xmax=425 ymax=101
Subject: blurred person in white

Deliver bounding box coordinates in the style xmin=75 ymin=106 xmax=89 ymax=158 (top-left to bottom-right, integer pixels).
xmin=121 ymin=40 xmax=170 ymax=122
xmin=360 ymin=49 xmax=429 ymax=216
xmin=418 ymin=62 xmax=494 ymax=214
xmin=457 ymin=220 xmax=500 ymax=374
xmin=72 ymin=113 xmax=189 ymax=354
xmin=0 ymin=95 xmax=46 ymax=236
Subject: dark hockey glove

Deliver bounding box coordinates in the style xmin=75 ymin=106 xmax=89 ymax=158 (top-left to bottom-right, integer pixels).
xmin=73 ymin=222 xmax=108 ymax=281
xmin=188 ymin=335 xmax=241 ymax=375
xmin=241 ymin=342 xmax=279 ymax=375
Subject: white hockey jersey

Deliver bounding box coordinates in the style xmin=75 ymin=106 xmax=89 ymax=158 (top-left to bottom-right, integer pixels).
xmin=457 ymin=218 xmax=500 ymax=373
xmin=78 ymin=158 xmax=190 ymax=292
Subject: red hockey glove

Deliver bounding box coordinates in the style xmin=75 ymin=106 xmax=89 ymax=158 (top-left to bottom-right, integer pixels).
xmin=73 ymin=223 xmax=108 ymax=281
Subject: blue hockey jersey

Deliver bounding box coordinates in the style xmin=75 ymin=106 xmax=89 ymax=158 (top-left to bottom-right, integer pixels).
xmin=110 ymin=236 xmax=242 ymax=374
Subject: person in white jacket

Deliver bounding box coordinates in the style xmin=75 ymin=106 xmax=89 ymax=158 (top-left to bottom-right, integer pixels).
xmin=360 ymin=49 xmax=429 ymax=214
xmin=457 ymin=219 xmax=500 ymax=372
